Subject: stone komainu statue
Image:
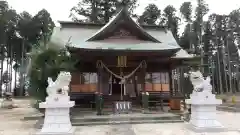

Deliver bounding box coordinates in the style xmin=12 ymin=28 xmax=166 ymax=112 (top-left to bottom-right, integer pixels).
xmin=46 ymin=71 xmax=71 ymax=96
xmin=189 ymin=70 xmax=212 ymax=93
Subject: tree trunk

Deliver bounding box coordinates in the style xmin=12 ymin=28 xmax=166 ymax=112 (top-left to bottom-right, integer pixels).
xmin=9 ymin=43 xmax=13 ymax=94
xmin=14 ymin=68 xmax=17 ymax=95
xmin=0 ymin=56 xmax=3 ymax=97
xmin=19 ymin=39 xmax=25 ymax=96
xmin=221 ymin=44 xmax=229 ymax=93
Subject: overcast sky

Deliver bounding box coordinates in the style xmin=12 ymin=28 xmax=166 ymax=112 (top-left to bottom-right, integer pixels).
xmin=6 ymin=0 xmax=240 ymax=26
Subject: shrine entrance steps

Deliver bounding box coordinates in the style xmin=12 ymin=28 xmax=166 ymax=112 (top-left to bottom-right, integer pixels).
xmin=34 ymin=112 xmax=183 ymax=129
xmin=69 ymin=109 xmax=183 ymax=126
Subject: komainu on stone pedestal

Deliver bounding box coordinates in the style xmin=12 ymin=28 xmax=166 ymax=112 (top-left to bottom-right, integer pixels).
xmin=185 ymin=70 xmax=224 ymax=132
xmin=36 ymin=71 xmax=75 ymax=135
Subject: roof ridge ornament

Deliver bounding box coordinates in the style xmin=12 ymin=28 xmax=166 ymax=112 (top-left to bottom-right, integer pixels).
xmin=117 ymin=0 xmax=128 ymax=12
xmin=118 ymin=0 xmax=126 ymax=6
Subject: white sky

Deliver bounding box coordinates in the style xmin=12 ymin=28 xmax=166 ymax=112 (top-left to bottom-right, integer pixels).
xmin=6 ymin=0 xmax=240 ymax=27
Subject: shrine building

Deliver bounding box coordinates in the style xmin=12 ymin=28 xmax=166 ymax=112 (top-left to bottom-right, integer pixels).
xmin=51 ymin=7 xmax=196 ymax=110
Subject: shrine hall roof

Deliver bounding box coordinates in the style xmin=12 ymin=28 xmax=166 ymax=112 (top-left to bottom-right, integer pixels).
xmin=50 ymin=8 xmax=192 ymax=58
xmin=51 ymin=26 xmax=180 ymax=51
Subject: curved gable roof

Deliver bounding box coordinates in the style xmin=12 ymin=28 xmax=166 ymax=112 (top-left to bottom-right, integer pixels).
xmin=86 ymin=8 xmax=161 ymax=43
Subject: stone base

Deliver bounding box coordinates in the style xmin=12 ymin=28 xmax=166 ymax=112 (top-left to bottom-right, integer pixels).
xmin=36 ymin=127 xmax=75 ymax=135
xmin=36 ymin=99 xmax=75 ymax=135
xmin=186 ymin=123 xmax=226 ymax=133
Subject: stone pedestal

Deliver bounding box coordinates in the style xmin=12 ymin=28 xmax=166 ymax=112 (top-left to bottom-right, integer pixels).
xmin=185 ymin=91 xmax=224 ymax=132
xmin=36 ymin=95 xmax=75 ymax=135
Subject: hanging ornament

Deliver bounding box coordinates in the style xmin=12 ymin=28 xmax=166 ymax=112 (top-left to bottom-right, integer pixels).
xmin=114 ymin=79 xmax=116 ymax=84
xmin=120 ymin=79 xmax=125 ymax=84
xmin=109 ymin=75 xmax=112 ymax=84
xmin=130 ymin=79 xmax=132 ymax=84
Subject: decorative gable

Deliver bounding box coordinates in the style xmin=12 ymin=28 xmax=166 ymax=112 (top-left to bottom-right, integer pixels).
xmin=108 ymin=28 xmax=137 ymax=39
xmin=86 ymin=8 xmax=160 ymax=43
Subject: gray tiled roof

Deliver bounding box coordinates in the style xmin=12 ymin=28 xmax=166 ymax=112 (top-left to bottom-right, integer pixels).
xmin=50 ymin=27 xmax=193 ymax=58
xmin=49 ymin=7 xmax=193 ymax=58
xmin=50 ymin=27 xmax=180 ymax=50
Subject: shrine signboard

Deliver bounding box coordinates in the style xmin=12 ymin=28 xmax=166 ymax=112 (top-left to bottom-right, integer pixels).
xmin=117 ymin=56 xmax=127 ymax=67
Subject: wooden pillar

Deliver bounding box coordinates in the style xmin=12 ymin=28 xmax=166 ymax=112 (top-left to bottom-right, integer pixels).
xmin=96 ymin=61 xmax=103 ymax=93
xmin=169 ymin=70 xmax=173 ymax=97
xmin=133 ymin=73 xmax=138 ymax=96
xmin=151 ymin=73 xmax=153 ymax=91
xmin=97 ymin=68 xmax=101 ymax=93
xmin=141 ymin=61 xmax=147 ymax=92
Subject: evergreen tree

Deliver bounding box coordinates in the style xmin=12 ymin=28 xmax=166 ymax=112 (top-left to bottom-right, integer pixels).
xmin=179 ymin=2 xmax=193 ymax=50
xmin=0 ymin=1 xmax=55 ymax=96
xmin=162 ymin=5 xmax=180 ymax=41
xmin=70 ymin=0 xmax=138 ymax=23
xmin=138 ymin=4 xmax=161 ymax=25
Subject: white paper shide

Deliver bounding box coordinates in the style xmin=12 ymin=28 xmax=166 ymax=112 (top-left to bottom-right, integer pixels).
xmin=36 ymin=71 xmax=75 ymax=135
xmin=185 ymin=70 xmax=223 ymax=131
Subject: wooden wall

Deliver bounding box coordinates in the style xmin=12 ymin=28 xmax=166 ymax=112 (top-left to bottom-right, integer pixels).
xmin=70 ymin=72 xmax=97 ymax=93
xmin=145 ymin=83 xmax=170 ymax=92
xmin=70 ymin=71 xmax=170 ymax=93
xmin=70 ymin=84 xmax=97 ymax=93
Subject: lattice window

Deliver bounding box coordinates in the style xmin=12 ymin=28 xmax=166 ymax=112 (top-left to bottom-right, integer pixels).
xmin=80 ymin=73 xmax=98 ymax=84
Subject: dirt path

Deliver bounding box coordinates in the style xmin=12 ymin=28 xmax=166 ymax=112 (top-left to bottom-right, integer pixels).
xmin=0 ymin=98 xmax=37 ymax=135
